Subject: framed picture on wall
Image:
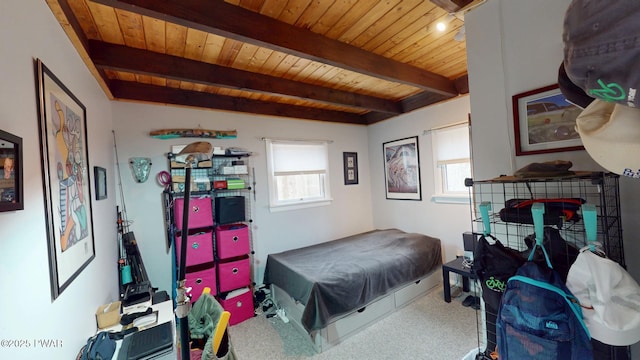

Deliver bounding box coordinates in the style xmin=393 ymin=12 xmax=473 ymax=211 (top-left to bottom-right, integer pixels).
xmin=383 ymin=136 xmax=422 ymax=200
xmin=343 ymin=152 xmax=358 ymax=185
xmin=0 ymin=129 xmax=24 ymax=212
xmin=513 ymin=84 xmax=585 ymax=156
xmin=35 ymin=59 xmax=96 ymax=301
xmin=94 ymin=166 xmax=107 ymax=200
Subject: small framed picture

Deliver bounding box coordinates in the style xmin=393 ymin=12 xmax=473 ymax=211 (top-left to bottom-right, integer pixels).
xmin=94 ymin=166 xmax=107 ymax=200
xmin=513 ymin=84 xmax=584 ymax=156
xmin=0 ymin=129 xmax=23 ymax=212
xmin=343 ymin=152 xmax=358 ymax=185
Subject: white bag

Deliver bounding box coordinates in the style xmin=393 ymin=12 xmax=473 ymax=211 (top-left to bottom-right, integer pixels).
xmin=566 ymin=248 xmax=640 ymax=346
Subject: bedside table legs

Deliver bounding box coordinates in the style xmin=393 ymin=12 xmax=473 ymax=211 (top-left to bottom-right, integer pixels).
xmin=442 ymin=259 xmax=476 ymax=303
xmin=443 ymin=268 xmax=452 ymax=303
xmin=462 ymin=276 xmax=470 ymax=292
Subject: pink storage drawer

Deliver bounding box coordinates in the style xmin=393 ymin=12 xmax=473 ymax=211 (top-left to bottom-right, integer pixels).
xmin=174 ymin=196 xmax=213 ymax=230
xmin=185 ymin=265 xmax=217 ymax=303
xmin=217 ymin=257 xmax=251 ymax=293
xmin=215 ymin=224 xmax=250 ymax=260
xmin=219 ymin=288 xmax=254 ymax=326
xmin=175 ymin=230 xmax=214 ymax=267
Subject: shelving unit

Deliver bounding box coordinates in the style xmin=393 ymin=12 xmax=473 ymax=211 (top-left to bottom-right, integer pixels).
xmin=162 ymin=152 xmax=255 ymax=326
xmin=466 ymin=172 xmax=629 ymax=360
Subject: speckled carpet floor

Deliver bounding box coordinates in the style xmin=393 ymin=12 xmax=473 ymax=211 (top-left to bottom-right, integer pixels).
xmin=228 ymin=284 xmax=481 ymax=360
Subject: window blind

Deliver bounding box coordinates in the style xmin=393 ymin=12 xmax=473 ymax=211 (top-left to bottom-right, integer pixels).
xmin=270 ymin=140 xmax=328 ymax=175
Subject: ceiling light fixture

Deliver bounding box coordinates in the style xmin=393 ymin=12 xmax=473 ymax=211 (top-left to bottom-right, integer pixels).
xmin=436 ymin=13 xmax=455 ymax=32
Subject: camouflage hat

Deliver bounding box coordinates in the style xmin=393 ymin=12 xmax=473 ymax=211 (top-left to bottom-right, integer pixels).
xmin=563 ymin=0 xmax=640 ymax=108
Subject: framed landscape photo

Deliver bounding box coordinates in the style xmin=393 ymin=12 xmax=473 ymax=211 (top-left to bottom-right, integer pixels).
xmin=383 ymin=136 xmax=422 ymax=200
xmin=0 ymin=129 xmax=24 ymax=212
xmin=513 ymin=84 xmax=585 ymax=156
xmin=35 ymin=59 xmax=95 ymax=301
xmin=343 ymin=152 xmax=358 ymax=185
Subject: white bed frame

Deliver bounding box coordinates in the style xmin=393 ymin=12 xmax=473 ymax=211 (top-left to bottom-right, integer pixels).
xmin=270 ymin=267 xmax=442 ymax=353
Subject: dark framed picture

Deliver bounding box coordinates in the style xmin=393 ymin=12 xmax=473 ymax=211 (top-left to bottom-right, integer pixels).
xmin=513 ymin=84 xmax=584 ymax=156
xmin=94 ymin=166 xmax=107 ymax=200
xmin=383 ymin=136 xmax=422 ymax=200
xmin=343 ymin=152 xmax=358 ymax=185
xmin=0 ymin=129 xmax=24 ymax=212
xmin=35 ymin=59 xmax=95 ymax=301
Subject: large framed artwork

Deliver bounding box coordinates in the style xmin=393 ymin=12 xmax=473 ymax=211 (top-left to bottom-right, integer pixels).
xmin=513 ymin=84 xmax=585 ymax=156
xmin=0 ymin=129 xmax=24 ymax=212
xmin=383 ymin=136 xmax=422 ymax=200
xmin=35 ymin=59 xmax=95 ymax=301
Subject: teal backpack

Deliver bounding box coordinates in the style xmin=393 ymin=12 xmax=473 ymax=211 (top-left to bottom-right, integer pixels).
xmin=496 ymin=203 xmax=592 ymax=359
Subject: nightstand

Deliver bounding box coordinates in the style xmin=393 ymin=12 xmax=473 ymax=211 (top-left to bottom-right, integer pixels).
xmin=442 ymin=257 xmax=476 ymax=303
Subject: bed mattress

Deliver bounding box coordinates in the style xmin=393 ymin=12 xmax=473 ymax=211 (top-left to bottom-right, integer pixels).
xmin=263 ymin=228 xmax=442 ymax=331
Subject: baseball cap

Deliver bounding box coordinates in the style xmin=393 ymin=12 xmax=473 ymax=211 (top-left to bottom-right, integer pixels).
xmin=575 ymin=99 xmax=640 ymax=179
xmin=563 ymin=0 xmax=640 ymax=108
xmin=558 ymin=62 xmax=594 ymax=109
xmin=566 ymin=249 xmax=640 ymax=346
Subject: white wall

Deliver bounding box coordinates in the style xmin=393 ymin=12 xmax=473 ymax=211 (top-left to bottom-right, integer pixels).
xmin=111 ymin=102 xmax=374 ymax=292
xmin=0 ymin=1 xmax=118 ymax=359
xmin=466 ymin=0 xmax=640 ymax=354
xmin=368 ymin=96 xmax=472 ymax=262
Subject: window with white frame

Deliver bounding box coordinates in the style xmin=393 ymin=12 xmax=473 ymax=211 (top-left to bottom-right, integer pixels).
xmin=431 ymin=122 xmax=472 ymax=203
xmin=265 ymin=139 xmax=331 ymax=210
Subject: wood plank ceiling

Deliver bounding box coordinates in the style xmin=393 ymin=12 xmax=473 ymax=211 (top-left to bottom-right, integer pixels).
xmin=47 ymin=0 xmax=482 ymax=125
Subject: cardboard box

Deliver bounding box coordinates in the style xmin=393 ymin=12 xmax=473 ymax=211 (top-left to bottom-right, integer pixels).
xmin=219 ymin=166 xmax=235 ymax=175
xmin=172 ymin=181 xmax=210 ymax=192
xmin=212 ymin=147 xmax=225 ymax=155
xmin=233 ymin=165 xmax=248 ymax=174
xmin=96 ymin=301 xmax=121 ymax=329
xmin=171 ymin=160 xmax=212 ymax=169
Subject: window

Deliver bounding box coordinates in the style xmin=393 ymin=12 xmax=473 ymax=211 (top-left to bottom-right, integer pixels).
xmin=265 ymin=139 xmax=331 ymax=210
xmin=431 ymin=122 xmax=472 ymax=203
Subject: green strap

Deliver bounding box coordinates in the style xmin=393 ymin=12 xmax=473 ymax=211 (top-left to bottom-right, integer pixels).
xmin=508 ymin=275 xmax=590 ymax=338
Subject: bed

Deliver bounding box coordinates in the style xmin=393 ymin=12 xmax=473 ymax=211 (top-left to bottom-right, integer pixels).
xmin=263 ymin=228 xmax=442 ymax=353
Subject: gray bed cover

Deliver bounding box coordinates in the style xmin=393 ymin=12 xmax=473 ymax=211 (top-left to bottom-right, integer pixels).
xmin=263 ymin=229 xmax=442 ymax=331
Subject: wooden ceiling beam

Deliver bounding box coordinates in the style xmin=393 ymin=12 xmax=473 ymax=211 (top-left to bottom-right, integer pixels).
xmin=400 ymin=91 xmax=456 ymax=114
xmin=47 ymin=0 xmax=115 ymax=98
xmin=363 ymin=91 xmax=457 ymax=125
xmin=109 ymin=80 xmax=370 ymax=125
xmin=88 ymin=40 xmax=401 ymax=114
xmin=454 ymin=74 xmax=469 ymax=94
xmin=430 ymin=0 xmax=476 ymax=13
xmin=90 ymin=0 xmax=459 ymax=97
